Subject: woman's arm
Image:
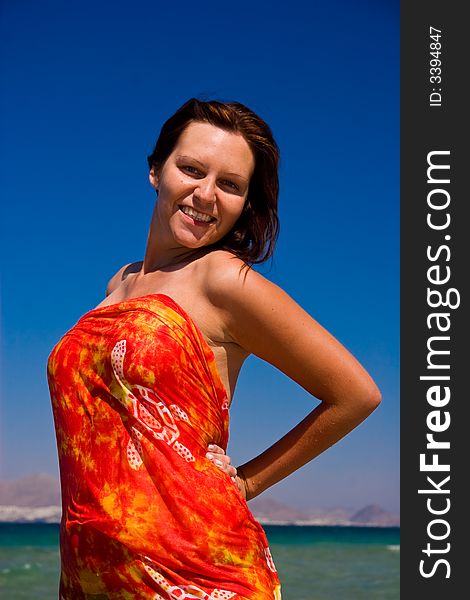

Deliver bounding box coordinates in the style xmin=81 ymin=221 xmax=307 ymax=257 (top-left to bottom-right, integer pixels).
xmin=206 ymin=254 xmax=382 ymax=501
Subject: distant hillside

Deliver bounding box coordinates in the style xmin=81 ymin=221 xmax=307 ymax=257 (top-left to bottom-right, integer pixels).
xmin=350 ymin=504 xmax=400 ymax=527
xmin=249 ymin=498 xmax=399 ymax=526
xmin=0 ymin=473 xmax=60 ymax=507
xmin=249 ymin=497 xmax=310 ymax=523
xmin=0 ymin=473 xmax=399 ymax=526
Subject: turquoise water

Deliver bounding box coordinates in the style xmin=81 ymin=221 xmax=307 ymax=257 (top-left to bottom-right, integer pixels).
xmin=265 ymin=525 xmax=399 ymax=599
xmin=0 ymin=523 xmax=399 ymax=599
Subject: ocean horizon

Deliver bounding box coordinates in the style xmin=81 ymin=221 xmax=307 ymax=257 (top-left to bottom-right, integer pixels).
xmin=0 ymin=522 xmax=399 ymax=599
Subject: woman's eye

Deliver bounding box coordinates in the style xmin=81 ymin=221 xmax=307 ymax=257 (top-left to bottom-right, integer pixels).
xmin=221 ymin=180 xmax=239 ymax=191
xmin=182 ymin=165 xmax=200 ymax=175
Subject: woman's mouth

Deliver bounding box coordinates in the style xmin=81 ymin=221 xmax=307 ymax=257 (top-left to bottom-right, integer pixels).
xmin=179 ymin=205 xmax=216 ymax=225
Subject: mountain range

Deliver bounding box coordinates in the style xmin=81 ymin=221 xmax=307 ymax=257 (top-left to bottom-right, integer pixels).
xmin=0 ymin=473 xmax=399 ymax=526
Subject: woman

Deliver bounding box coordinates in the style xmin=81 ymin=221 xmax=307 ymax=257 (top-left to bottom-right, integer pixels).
xmin=47 ymin=98 xmax=381 ymax=599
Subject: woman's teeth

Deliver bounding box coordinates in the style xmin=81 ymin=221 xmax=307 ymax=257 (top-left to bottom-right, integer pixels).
xmin=180 ymin=206 xmax=215 ymax=223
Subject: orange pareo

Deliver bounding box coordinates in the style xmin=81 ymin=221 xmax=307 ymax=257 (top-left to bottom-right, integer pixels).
xmin=47 ymin=294 xmax=282 ymax=599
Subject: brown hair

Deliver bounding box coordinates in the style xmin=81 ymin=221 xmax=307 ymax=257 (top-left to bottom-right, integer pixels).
xmin=147 ymin=98 xmax=280 ymax=266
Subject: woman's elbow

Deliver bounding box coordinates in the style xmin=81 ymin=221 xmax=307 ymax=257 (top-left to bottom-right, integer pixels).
xmin=357 ymin=383 xmax=382 ymax=416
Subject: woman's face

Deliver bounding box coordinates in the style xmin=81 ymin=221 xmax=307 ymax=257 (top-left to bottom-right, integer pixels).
xmin=149 ymin=121 xmax=255 ymax=250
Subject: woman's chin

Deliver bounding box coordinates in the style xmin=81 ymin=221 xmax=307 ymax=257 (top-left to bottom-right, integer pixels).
xmin=171 ymin=235 xmax=211 ymax=252
xmin=172 ymin=226 xmax=220 ymax=249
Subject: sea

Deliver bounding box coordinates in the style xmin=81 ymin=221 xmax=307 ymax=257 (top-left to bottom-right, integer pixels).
xmin=0 ymin=523 xmax=399 ymax=599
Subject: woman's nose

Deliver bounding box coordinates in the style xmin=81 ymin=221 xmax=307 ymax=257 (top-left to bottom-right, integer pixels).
xmin=194 ymin=177 xmax=216 ymax=204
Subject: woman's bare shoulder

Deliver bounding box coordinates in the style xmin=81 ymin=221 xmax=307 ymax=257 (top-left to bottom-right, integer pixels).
xmin=203 ymin=250 xmax=275 ymax=300
xmin=203 ymin=250 xmax=252 ymax=287
xmin=105 ymin=261 xmax=143 ymax=296
xmin=203 ymin=249 xmax=276 ymax=326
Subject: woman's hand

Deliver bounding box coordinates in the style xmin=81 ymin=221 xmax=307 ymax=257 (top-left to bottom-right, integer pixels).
xmin=206 ymin=444 xmax=247 ymax=500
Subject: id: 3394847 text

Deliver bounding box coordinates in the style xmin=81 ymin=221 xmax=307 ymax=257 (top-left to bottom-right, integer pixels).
xmin=429 ymin=26 xmax=443 ymax=107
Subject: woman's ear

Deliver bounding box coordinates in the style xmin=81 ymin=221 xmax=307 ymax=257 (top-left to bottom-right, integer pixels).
xmin=149 ymin=166 xmax=159 ymax=191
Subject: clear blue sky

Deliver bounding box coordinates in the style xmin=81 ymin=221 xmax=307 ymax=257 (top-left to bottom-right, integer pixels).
xmin=0 ymin=0 xmax=399 ymax=512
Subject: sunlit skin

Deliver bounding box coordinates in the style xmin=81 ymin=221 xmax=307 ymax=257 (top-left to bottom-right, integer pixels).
xmin=103 ymin=121 xmax=382 ymax=502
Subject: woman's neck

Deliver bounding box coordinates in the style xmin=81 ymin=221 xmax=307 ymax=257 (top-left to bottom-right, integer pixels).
xmin=142 ymin=232 xmax=211 ymax=273
xmin=141 ymin=203 xmax=214 ymax=273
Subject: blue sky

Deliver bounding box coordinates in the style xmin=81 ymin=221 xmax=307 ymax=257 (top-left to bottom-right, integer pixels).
xmin=0 ymin=0 xmax=399 ymax=512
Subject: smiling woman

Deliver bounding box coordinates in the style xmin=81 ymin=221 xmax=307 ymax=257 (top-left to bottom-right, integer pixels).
xmin=47 ymin=97 xmax=381 ymax=599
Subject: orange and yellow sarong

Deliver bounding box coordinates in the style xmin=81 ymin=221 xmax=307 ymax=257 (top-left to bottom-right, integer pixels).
xmin=47 ymin=293 xmax=281 ymax=599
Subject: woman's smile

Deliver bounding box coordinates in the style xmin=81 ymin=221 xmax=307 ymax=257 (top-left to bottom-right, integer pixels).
xmin=178 ymin=205 xmax=217 ymax=224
